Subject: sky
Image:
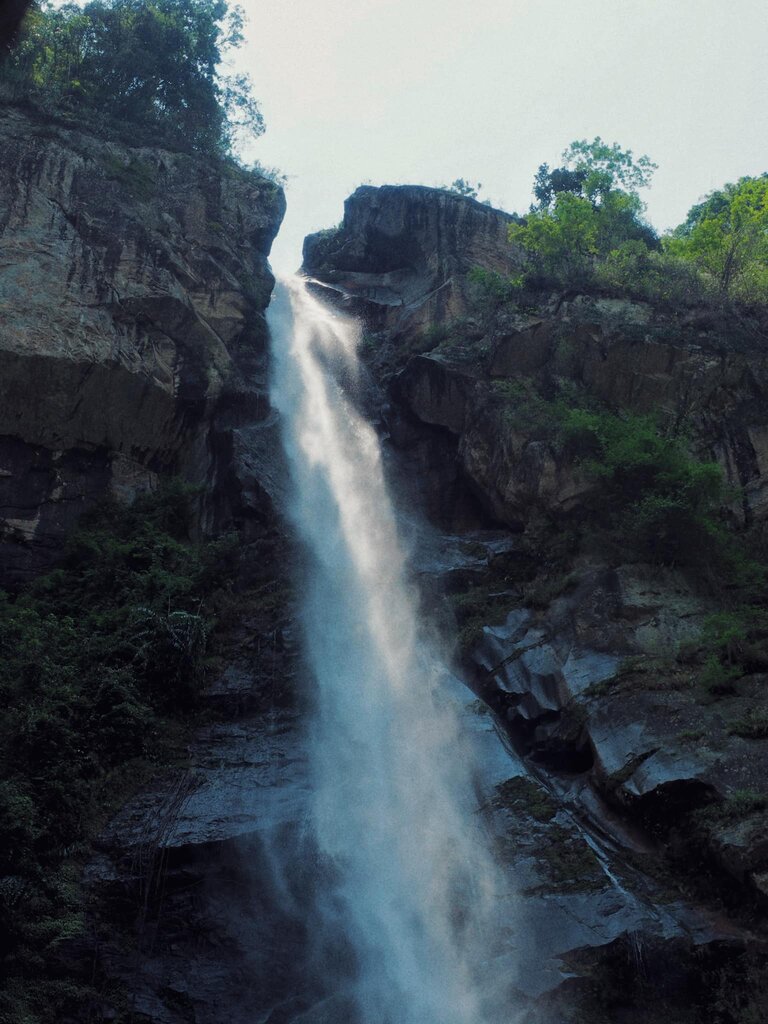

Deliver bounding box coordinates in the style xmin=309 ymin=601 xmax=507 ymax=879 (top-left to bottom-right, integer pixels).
xmin=232 ymin=0 xmax=768 ymax=274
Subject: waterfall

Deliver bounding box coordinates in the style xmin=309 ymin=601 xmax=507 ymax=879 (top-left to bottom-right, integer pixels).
xmin=268 ymin=276 xmax=503 ymax=1024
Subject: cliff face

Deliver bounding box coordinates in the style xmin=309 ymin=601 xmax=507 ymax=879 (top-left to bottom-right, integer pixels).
xmin=302 ymin=186 xmax=768 ymax=1021
xmin=304 ymin=188 xmax=768 ymax=530
xmin=303 ymin=184 xmax=518 ymax=340
xmin=0 ymin=105 xmax=285 ymax=581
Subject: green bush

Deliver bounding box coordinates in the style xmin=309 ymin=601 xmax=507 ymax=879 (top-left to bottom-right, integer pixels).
xmin=468 ymin=267 xmax=524 ymax=309
xmin=667 ymin=175 xmax=768 ymax=302
xmin=594 ymin=240 xmax=710 ymax=306
xmin=487 ymin=379 xmax=747 ymax=574
xmin=561 ymin=408 xmax=733 ymax=569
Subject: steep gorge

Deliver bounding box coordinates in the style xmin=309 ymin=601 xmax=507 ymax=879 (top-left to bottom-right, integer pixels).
xmin=3 ymin=117 xmax=768 ymax=1023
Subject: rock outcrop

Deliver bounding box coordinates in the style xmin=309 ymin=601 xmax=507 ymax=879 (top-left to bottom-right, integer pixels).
xmin=303 ymin=188 xmax=768 ymax=531
xmin=303 ymin=184 xmax=517 ymax=342
xmin=0 ymin=104 xmax=285 ymax=581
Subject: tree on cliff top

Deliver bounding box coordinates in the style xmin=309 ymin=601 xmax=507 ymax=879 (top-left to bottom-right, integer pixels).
xmin=0 ymin=0 xmax=264 ymax=155
xmin=511 ymin=137 xmax=659 ymax=286
xmin=667 ymin=175 xmax=768 ymax=300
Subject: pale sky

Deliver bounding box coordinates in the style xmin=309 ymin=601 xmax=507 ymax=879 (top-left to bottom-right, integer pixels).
xmin=233 ymin=0 xmax=768 ymax=274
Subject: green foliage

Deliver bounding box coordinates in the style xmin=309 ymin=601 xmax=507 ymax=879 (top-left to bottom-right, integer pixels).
xmin=487 ymin=376 xmax=752 ymax=576
xmin=594 ymin=239 xmax=707 ymax=306
xmin=1 ymin=0 xmax=264 ymax=155
xmin=509 ymin=191 xmax=601 ymax=286
xmin=691 ymin=608 xmax=768 ymax=698
xmin=505 ymin=143 xmax=768 ymax=310
xmin=561 ymin=136 xmax=657 ymax=197
xmin=487 ymin=374 xmax=742 ymax=567
xmin=511 ymin=140 xmax=658 ymax=288
xmin=561 ymin=408 xmax=730 ymax=568
xmin=468 ymin=267 xmax=525 ymax=310
xmin=667 ymin=175 xmax=768 ymax=301
xmin=0 ymin=481 xmax=236 ymax=1023
xmin=445 ymin=177 xmax=482 ymax=198
xmin=532 ymin=163 xmax=587 ymax=207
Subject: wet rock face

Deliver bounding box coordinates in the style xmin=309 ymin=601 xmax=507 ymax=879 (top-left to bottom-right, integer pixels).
xmin=299 ymin=185 xmax=768 ymax=1017
xmin=0 ymin=105 xmax=285 ymax=581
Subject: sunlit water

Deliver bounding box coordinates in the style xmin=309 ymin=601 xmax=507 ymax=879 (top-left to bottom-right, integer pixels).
xmin=268 ymin=275 xmax=504 ymax=1024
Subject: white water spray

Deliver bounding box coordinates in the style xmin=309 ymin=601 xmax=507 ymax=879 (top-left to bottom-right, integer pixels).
xmin=268 ymin=276 xmax=502 ymax=1024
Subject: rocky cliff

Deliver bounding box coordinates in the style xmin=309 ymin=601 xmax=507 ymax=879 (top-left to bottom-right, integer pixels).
xmin=0 ymin=104 xmax=285 ymax=581
xmin=304 ymin=184 xmax=517 ymax=339
xmin=302 ymin=185 xmax=768 ymax=1022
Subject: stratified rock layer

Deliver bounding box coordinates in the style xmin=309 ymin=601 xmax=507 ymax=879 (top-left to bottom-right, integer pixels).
xmin=0 ymin=104 xmax=285 ymax=581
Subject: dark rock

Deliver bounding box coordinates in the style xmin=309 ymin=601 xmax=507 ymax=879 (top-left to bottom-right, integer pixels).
xmin=0 ymin=106 xmax=286 ymax=581
xmin=303 ymin=185 xmax=518 ymax=345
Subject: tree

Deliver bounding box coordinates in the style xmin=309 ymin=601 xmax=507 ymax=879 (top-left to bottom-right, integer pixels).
xmin=446 ymin=178 xmax=482 ymax=199
xmin=561 ymin=136 xmax=657 ymax=199
xmin=511 ymin=138 xmax=659 ymax=285
xmin=0 ymin=0 xmax=264 ymax=155
xmin=532 ymin=163 xmax=586 ymax=208
xmin=667 ymin=175 xmax=768 ymax=299
xmin=509 ymin=191 xmax=599 ymax=283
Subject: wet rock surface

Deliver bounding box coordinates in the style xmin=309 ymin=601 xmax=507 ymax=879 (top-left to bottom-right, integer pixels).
xmin=81 ymin=626 xmax=320 ymax=1024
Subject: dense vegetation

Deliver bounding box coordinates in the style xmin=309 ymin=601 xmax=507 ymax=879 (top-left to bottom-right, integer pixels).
xmin=0 ymin=483 xmax=236 ymax=1024
xmin=508 ymin=137 xmax=768 ymax=304
xmin=0 ymin=0 xmax=263 ymax=154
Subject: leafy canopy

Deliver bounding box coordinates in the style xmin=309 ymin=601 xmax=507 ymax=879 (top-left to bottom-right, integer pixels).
xmin=562 ymin=136 xmax=657 ymax=199
xmin=667 ymin=175 xmax=768 ymax=299
xmin=1 ymin=0 xmax=264 ymax=154
xmin=510 ymin=138 xmax=658 ymax=286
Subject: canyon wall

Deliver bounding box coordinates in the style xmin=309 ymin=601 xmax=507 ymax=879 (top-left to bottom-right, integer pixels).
xmin=0 ymin=104 xmax=285 ymax=581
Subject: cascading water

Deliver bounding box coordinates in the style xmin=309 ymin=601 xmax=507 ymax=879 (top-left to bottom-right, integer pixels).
xmin=268 ymin=276 xmax=505 ymax=1023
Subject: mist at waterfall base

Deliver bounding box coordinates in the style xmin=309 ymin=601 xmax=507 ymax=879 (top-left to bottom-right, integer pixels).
xmin=267 ymin=277 xmax=511 ymax=1023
